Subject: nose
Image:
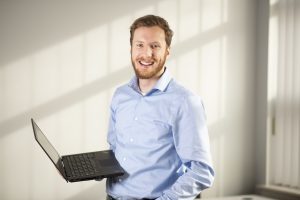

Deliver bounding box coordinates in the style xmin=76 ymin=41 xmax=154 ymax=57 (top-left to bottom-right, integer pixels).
xmin=143 ymin=46 xmax=153 ymax=57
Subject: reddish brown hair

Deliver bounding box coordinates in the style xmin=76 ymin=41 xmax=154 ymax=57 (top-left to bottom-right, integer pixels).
xmin=130 ymin=15 xmax=174 ymax=47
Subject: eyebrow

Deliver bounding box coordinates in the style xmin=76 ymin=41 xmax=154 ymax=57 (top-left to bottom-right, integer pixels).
xmin=134 ymin=41 xmax=161 ymax=45
xmin=134 ymin=41 xmax=144 ymax=43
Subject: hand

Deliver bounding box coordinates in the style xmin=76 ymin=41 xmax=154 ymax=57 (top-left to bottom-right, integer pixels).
xmin=95 ymin=177 xmax=104 ymax=181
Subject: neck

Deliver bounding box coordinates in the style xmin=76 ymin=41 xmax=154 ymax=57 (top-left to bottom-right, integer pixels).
xmin=138 ymin=78 xmax=158 ymax=94
xmin=138 ymin=67 xmax=165 ymax=94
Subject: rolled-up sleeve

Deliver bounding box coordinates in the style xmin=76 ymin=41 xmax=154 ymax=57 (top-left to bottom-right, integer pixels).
xmin=157 ymin=95 xmax=215 ymax=199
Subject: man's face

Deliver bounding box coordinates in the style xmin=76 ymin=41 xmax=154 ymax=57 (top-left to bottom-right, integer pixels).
xmin=131 ymin=26 xmax=170 ymax=79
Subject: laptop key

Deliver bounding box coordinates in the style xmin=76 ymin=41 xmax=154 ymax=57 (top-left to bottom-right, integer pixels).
xmin=66 ymin=154 xmax=99 ymax=178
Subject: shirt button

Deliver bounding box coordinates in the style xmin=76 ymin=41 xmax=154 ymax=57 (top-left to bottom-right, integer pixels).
xmin=130 ymin=138 xmax=133 ymax=142
xmin=118 ymin=179 xmax=122 ymax=182
xmin=123 ymin=157 xmax=126 ymax=161
xmin=134 ymin=117 xmax=138 ymax=121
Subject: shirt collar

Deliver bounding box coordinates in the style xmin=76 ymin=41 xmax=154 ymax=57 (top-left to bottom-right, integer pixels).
xmin=128 ymin=67 xmax=173 ymax=94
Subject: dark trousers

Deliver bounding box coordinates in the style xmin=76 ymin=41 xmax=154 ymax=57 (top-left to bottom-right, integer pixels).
xmin=106 ymin=195 xmax=155 ymax=200
xmin=107 ymin=194 xmax=201 ymax=199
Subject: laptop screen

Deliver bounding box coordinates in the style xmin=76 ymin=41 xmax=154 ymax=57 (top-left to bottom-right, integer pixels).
xmin=31 ymin=119 xmax=66 ymax=179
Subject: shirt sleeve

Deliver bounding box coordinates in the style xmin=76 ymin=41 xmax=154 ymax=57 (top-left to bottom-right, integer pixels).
xmin=157 ymin=95 xmax=215 ymax=199
xmin=107 ymin=92 xmax=117 ymax=151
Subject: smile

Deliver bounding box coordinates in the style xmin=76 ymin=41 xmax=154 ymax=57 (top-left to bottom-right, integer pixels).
xmin=139 ymin=60 xmax=154 ymax=67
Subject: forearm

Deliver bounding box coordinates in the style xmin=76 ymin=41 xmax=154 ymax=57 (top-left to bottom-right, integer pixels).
xmin=156 ymin=161 xmax=214 ymax=200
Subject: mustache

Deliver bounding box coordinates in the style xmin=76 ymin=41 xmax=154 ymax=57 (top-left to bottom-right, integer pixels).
xmin=136 ymin=57 xmax=157 ymax=62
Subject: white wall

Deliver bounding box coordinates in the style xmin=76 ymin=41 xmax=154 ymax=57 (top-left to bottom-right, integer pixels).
xmin=0 ymin=0 xmax=259 ymax=199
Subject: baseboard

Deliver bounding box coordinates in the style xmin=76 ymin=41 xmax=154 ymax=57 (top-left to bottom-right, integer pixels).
xmin=256 ymin=185 xmax=300 ymax=200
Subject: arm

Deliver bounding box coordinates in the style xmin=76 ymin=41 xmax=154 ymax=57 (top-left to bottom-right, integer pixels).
xmin=157 ymin=95 xmax=215 ymax=199
xmin=96 ymin=95 xmax=117 ymax=182
xmin=157 ymin=161 xmax=214 ymax=199
xmin=107 ymin=105 xmax=116 ymax=151
xmin=107 ymin=92 xmax=118 ymax=151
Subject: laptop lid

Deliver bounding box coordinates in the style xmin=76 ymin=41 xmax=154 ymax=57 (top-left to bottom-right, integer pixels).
xmin=31 ymin=118 xmax=67 ymax=180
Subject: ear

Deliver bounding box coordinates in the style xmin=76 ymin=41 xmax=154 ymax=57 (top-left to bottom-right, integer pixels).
xmin=166 ymin=47 xmax=170 ymax=58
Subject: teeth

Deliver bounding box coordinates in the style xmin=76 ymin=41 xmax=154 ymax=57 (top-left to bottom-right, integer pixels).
xmin=139 ymin=61 xmax=154 ymax=66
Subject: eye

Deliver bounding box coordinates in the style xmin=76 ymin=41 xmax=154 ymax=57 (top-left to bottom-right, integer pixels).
xmin=136 ymin=43 xmax=143 ymax=48
xmin=151 ymin=44 xmax=161 ymax=49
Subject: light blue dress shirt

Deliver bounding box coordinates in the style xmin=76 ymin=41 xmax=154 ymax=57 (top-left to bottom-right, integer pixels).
xmin=106 ymin=68 xmax=214 ymax=200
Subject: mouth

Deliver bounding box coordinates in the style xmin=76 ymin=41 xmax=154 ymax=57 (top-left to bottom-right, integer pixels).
xmin=138 ymin=60 xmax=155 ymax=67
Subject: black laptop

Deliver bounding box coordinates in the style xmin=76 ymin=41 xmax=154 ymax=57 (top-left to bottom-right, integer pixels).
xmin=31 ymin=118 xmax=125 ymax=182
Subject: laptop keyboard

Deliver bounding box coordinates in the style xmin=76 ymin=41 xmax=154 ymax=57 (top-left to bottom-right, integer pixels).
xmin=66 ymin=153 xmax=98 ymax=178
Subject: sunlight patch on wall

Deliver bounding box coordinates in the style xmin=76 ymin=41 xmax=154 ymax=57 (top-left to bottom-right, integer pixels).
xmin=0 ymin=58 xmax=33 ymax=121
xmin=178 ymin=0 xmax=200 ymax=43
xmin=85 ymin=24 xmax=109 ymax=82
xmin=110 ymin=16 xmax=131 ymax=72
xmin=177 ymin=49 xmax=199 ymax=93
xmin=200 ymin=37 xmax=227 ymax=127
xmin=133 ymin=5 xmax=156 ymax=20
xmin=201 ymin=0 xmax=228 ymax=32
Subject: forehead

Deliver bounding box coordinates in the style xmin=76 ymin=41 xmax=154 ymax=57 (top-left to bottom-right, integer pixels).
xmin=133 ymin=26 xmax=166 ymax=44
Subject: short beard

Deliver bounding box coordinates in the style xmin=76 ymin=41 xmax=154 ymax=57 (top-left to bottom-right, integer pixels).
xmin=131 ymin=53 xmax=167 ymax=79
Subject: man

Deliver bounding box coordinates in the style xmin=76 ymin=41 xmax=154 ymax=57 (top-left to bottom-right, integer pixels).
xmin=106 ymin=15 xmax=214 ymax=200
